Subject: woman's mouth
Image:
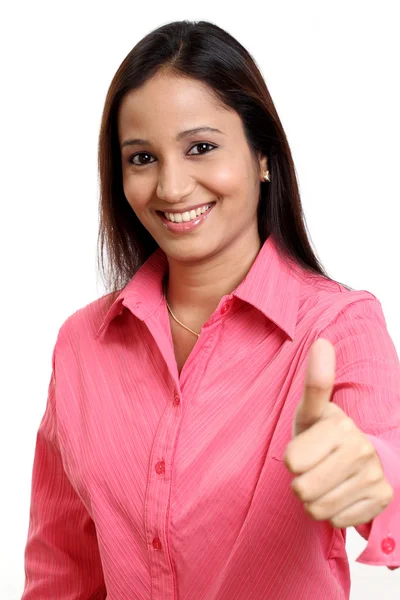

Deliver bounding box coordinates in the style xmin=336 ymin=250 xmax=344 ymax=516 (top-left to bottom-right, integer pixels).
xmin=156 ymin=202 xmax=216 ymax=233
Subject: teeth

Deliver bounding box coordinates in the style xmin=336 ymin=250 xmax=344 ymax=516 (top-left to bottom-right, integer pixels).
xmin=163 ymin=203 xmax=212 ymax=223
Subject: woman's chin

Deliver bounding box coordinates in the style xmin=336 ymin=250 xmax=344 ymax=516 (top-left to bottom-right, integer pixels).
xmin=161 ymin=238 xmax=221 ymax=264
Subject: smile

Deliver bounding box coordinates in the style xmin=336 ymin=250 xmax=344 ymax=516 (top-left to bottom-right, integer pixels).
xmin=162 ymin=202 xmax=214 ymax=223
xmin=157 ymin=202 xmax=216 ymax=233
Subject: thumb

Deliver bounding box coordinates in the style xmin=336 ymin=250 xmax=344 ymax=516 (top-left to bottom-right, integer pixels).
xmin=293 ymin=337 xmax=336 ymax=437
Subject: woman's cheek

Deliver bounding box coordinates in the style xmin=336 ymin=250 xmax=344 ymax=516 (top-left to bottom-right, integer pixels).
xmin=209 ymin=165 xmax=240 ymax=195
xmin=123 ymin=180 xmax=150 ymax=212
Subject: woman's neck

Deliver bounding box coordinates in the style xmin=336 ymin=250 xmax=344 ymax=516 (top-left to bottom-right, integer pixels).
xmin=164 ymin=234 xmax=262 ymax=317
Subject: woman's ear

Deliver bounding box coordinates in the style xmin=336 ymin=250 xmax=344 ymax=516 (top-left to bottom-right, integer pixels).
xmin=258 ymin=153 xmax=268 ymax=179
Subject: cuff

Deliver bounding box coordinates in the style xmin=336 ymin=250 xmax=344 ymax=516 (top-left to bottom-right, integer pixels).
xmin=355 ymin=434 xmax=400 ymax=569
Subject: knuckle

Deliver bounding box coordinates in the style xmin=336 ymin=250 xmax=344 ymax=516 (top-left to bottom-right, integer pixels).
xmin=338 ymin=417 xmax=353 ymax=432
xmin=330 ymin=515 xmax=344 ymax=528
xmin=359 ymin=442 xmax=374 ymax=460
xmin=283 ymin=450 xmax=294 ymax=471
xmin=305 ymin=502 xmax=321 ymax=520
xmin=365 ymin=466 xmax=383 ymax=485
xmin=291 ymin=480 xmax=306 ymax=500
xmin=283 ymin=443 xmax=294 ymax=463
xmin=284 ymin=446 xmax=299 ymax=473
xmin=383 ymin=483 xmax=394 ymax=505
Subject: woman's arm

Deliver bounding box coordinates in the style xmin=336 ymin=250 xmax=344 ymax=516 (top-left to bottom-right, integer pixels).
xmin=320 ymin=295 xmax=400 ymax=569
xmin=21 ymin=342 xmax=107 ymax=599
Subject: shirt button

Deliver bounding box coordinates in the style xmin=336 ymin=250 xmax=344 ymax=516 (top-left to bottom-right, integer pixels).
xmin=155 ymin=460 xmax=165 ymax=474
xmin=381 ymin=536 xmax=396 ymax=554
xmin=152 ymin=537 xmax=162 ymax=550
xmin=173 ymin=394 xmax=180 ymax=406
xmin=221 ymin=302 xmax=229 ymax=314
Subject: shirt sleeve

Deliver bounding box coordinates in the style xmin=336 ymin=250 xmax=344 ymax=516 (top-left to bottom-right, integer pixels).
xmin=21 ymin=337 xmax=107 ymax=599
xmin=319 ymin=294 xmax=400 ymax=570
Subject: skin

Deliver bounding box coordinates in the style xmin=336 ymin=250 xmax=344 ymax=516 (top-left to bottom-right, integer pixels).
xmin=118 ymin=71 xmax=268 ymax=325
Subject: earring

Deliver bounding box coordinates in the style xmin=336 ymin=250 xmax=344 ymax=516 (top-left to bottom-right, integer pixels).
xmin=263 ymin=170 xmax=271 ymax=182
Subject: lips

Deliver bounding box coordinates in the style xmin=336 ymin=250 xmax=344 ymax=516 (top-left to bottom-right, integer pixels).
xmin=157 ymin=202 xmax=215 ymax=233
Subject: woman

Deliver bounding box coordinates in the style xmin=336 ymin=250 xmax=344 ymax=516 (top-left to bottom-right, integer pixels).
xmin=21 ymin=20 xmax=400 ymax=600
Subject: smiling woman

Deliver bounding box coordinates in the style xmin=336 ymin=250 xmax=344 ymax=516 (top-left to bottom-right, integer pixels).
xmin=97 ymin=21 xmax=339 ymax=296
xmin=21 ymin=18 xmax=400 ymax=600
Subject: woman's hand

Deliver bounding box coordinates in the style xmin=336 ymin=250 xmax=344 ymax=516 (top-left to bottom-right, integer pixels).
xmin=283 ymin=338 xmax=394 ymax=529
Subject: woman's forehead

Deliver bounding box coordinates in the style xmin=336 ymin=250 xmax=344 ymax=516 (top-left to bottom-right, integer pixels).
xmin=118 ymin=74 xmax=231 ymax=130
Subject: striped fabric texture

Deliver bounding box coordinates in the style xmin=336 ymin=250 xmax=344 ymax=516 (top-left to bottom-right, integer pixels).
xmin=22 ymin=234 xmax=400 ymax=599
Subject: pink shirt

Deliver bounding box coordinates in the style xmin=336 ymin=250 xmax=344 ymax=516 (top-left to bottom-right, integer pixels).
xmin=22 ymin=234 xmax=400 ymax=599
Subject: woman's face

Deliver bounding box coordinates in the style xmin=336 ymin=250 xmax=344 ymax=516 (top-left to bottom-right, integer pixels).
xmin=118 ymin=72 xmax=267 ymax=263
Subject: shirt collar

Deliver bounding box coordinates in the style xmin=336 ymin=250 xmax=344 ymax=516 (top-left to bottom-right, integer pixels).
xmin=94 ymin=234 xmax=301 ymax=341
xmin=233 ymin=234 xmax=302 ymax=340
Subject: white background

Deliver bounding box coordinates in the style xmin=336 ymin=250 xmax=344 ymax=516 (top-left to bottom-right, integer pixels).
xmin=1 ymin=1 xmax=399 ymax=598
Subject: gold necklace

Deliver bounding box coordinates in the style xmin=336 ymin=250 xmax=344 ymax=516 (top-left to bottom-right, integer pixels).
xmin=163 ymin=282 xmax=200 ymax=338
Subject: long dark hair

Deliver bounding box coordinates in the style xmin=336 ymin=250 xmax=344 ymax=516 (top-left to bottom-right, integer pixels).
xmin=97 ymin=19 xmax=351 ymax=294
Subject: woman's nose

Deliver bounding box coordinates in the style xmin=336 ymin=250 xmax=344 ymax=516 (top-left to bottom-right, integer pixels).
xmin=156 ymin=164 xmax=193 ymax=204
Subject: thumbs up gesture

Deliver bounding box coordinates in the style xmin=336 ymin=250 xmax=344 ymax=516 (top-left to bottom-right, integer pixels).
xmin=283 ymin=338 xmax=394 ymax=528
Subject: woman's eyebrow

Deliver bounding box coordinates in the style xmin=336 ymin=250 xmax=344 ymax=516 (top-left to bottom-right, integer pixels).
xmin=120 ymin=126 xmax=225 ymax=149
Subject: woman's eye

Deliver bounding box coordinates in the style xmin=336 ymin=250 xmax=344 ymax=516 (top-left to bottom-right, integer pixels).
xmin=128 ymin=143 xmax=216 ymax=166
xmin=187 ymin=142 xmax=216 ymax=155
xmin=129 ymin=152 xmax=155 ymax=166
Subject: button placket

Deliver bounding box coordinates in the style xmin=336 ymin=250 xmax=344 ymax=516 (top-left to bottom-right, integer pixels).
xmin=150 ymin=389 xmax=181 ymax=559
xmin=142 ymin=373 xmax=180 ymax=594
